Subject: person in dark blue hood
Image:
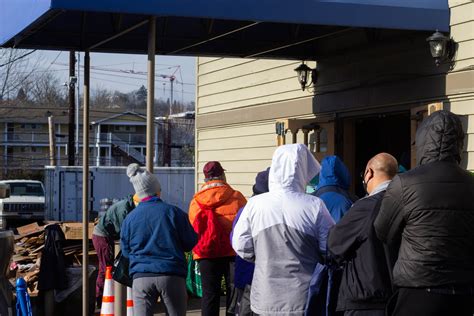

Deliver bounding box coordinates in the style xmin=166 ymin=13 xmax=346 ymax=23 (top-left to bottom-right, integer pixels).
xmin=313 ymin=155 xmax=356 ymax=223
xmin=229 ymin=167 xmax=270 ymax=316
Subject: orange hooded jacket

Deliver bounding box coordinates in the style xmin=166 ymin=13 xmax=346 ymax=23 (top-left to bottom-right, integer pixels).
xmin=189 ymin=180 xmax=247 ymax=259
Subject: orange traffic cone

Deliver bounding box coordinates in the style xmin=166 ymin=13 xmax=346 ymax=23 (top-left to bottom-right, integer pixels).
xmin=126 ymin=287 xmax=134 ymax=316
xmin=100 ymin=266 xmax=115 ymax=316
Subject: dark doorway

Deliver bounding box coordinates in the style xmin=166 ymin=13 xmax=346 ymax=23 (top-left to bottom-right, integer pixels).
xmin=353 ymin=112 xmax=411 ymax=197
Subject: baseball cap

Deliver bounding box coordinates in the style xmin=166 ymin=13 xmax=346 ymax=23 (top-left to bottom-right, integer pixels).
xmin=203 ymin=161 xmax=225 ymax=178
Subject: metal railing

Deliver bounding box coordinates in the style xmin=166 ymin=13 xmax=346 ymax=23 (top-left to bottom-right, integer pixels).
xmin=109 ymin=134 xmax=146 ymax=164
xmin=98 ymin=133 xmax=146 ymax=144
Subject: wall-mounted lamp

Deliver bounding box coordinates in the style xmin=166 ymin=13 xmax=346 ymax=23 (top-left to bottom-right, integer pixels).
xmin=294 ymin=62 xmax=317 ymax=91
xmin=426 ymin=30 xmax=454 ymax=67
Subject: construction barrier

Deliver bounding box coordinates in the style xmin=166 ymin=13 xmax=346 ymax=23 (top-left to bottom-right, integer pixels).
xmin=100 ymin=266 xmax=115 ymax=316
xmin=126 ymin=286 xmax=134 ymax=316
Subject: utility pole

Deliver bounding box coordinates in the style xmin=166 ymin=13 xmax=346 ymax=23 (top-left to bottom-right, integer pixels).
xmin=48 ymin=116 xmax=56 ymax=166
xmin=45 ymin=115 xmax=56 ymax=315
xmin=68 ymin=51 xmax=76 ymax=166
xmin=169 ymin=76 xmax=175 ymax=116
xmin=164 ymin=119 xmax=172 ymax=167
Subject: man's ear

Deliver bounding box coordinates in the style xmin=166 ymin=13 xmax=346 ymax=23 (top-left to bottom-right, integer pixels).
xmin=367 ymin=168 xmax=374 ymax=180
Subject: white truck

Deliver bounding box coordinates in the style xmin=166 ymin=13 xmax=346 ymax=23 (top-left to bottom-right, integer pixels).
xmin=0 ymin=180 xmax=46 ymax=230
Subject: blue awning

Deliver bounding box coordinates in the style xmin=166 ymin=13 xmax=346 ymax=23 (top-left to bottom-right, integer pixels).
xmin=0 ymin=0 xmax=449 ymax=58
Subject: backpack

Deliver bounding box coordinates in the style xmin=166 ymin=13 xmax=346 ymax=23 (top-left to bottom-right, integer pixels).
xmin=313 ymin=185 xmax=358 ymax=203
xmin=192 ymin=201 xmax=234 ymax=258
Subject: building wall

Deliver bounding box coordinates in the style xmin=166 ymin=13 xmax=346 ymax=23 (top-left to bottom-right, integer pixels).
xmin=447 ymin=0 xmax=474 ymax=170
xmin=196 ymin=57 xmax=316 ymax=196
xmin=195 ymin=3 xmax=474 ymax=195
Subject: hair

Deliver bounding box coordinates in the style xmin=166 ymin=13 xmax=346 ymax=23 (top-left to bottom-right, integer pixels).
xmin=204 ymin=175 xmax=226 ymax=182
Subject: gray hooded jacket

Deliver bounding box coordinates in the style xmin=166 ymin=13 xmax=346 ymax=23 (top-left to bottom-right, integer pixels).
xmin=232 ymin=144 xmax=335 ymax=315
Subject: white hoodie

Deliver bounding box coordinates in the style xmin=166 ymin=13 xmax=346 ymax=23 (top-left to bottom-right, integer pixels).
xmin=232 ymin=144 xmax=335 ymax=316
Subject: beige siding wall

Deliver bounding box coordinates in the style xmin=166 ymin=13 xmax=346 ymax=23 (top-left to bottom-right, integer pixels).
xmin=197 ymin=57 xmax=315 ymax=115
xmin=448 ymin=0 xmax=474 ymax=170
xmin=196 ymin=121 xmax=276 ymax=195
xmin=450 ymin=1 xmax=474 ymax=71
xmin=196 ymin=57 xmax=316 ymax=196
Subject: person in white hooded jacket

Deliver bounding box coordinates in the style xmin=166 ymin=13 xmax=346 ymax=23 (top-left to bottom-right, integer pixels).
xmin=232 ymin=144 xmax=335 ymax=316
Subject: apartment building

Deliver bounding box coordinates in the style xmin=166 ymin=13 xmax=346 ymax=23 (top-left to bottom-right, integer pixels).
xmin=0 ymin=106 xmax=195 ymax=177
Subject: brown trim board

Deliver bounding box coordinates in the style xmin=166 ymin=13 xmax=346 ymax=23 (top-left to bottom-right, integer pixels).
xmin=197 ymin=97 xmax=314 ymax=129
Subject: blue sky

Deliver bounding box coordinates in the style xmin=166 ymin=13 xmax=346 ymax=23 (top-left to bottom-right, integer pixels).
xmin=36 ymin=50 xmax=196 ymax=103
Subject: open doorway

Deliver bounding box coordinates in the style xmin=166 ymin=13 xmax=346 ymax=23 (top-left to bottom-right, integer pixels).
xmin=348 ymin=112 xmax=411 ymax=197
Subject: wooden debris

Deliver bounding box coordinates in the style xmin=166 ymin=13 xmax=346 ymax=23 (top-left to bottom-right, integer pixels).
xmin=16 ymin=222 xmax=43 ymax=236
xmin=10 ymin=221 xmax=97 ymax=297
xmin=60 ymin=222 xmax=94 ymax=240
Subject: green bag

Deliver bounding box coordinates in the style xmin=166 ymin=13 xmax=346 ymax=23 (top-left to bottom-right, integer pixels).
xmin=186 ymin=253 xmax=202 ymax=298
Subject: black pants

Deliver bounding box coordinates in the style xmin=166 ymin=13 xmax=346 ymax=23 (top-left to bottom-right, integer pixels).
xmin=392 ymin=287 xmax=473 ymax=316
xmin=199 ymin=257 xmax=235 ymax=316
xmin=344 ymin=310 xmax=385 ymax=316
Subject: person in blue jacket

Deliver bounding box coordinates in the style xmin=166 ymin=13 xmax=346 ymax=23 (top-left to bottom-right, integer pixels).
xmin=306 ymin=156 xmax=356 ymax=316
xmin=121 ymin=163 xmax=198 ymax=316
xmin=313 ymin=155 xmax=357 ymax=223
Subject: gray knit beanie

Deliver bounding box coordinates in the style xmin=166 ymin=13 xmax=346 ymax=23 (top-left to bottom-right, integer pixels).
xmin=126 ymin=163 xmax=161 ymax=199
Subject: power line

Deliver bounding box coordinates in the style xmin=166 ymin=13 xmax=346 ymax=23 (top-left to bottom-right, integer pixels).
xmin=0 ymin=50 xmax=38 ymax=68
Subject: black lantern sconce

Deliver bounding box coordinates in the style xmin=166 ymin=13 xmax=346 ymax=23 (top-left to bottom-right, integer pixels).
xmin=426 ymin=30 xmax=455 ymax=67
xmin=294 ymin=62 xmax=317 ymax=91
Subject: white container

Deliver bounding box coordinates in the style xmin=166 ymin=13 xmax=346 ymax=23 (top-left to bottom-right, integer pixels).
xmin=44 ymin=166 xmax=195 ymax=221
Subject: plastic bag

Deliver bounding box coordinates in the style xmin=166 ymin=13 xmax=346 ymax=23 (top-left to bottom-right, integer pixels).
xmin=186 ymin=253 xmax=202 ymax=298
xmin=112 ymin=251 xmax=132 ymax=288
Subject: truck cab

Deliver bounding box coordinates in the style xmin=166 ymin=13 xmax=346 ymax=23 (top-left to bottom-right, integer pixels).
xmin=0 ymin=180 xmax=45 ymax=230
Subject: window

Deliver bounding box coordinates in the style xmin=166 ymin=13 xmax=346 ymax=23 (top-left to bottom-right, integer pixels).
xmin=114 ymin=125 xmax=136 ymax=132
xmin=20 ymin=124 xmax=38 ymax=130
xmin=310 ymin=128 xmax=328 ymax=154
xmin=8 ymin=182 xmax=44 ymax=197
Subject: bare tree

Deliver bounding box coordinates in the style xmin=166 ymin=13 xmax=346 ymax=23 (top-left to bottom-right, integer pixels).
xmin=0 ymin=48 xmax=39 ymax=101
xmin=92 ymin=86 xmax=116 ymax=109
xmin=25 ymin=71 xmax=66 ymax=107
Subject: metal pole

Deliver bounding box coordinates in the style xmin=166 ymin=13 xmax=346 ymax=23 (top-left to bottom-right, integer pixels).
xmin=82 ymin=50 xmax=90 ymax=316
xmin=146 ymin=17 xmax=156 ymax=173
xmin=114 ymin=243 xmax=126 ymax=316
xmin=76 ymin=52 xmax=81 ymax=165
xmin=68 ymin=51 xmax=76 ymax=166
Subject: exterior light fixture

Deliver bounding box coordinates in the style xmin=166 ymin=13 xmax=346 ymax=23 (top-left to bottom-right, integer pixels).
xmin=294 ymin=62 xmax=317 ymax=91
xmin=426 ymin=30 xmax=453 ymax=67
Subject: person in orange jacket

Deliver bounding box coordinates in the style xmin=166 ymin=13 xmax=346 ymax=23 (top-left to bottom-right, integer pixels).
xmin=189 ymin=161 xmax=246 ymax=316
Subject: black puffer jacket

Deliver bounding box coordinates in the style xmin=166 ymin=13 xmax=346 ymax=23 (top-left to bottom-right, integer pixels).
xmin=374 ymin=110 xmax=474 ymax=288
xmin=328 ymin=191 xmax=392 ymax=311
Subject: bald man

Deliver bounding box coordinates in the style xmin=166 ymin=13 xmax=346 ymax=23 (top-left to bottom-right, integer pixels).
xmin=328 ymin=153 xmax=398 ymax=316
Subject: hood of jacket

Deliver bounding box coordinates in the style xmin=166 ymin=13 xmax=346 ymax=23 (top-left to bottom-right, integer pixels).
xmin=269 ymin=144 xmax=321 ymax=193
xmin=194 ymin=180 xmax=235 ymax=207
xmin=317 ymin=155 xmax=351 ymax=190
xmin=416 ymin=110 xmax=464 ymax=166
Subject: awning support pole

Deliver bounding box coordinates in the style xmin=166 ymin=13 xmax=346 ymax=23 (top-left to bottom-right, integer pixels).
xmin=82 ymin=50 xmax=90 ymax=316
xmin=146 ymin=17 xmax=156 ymax=172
